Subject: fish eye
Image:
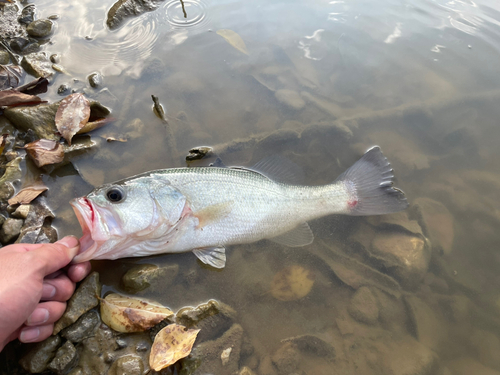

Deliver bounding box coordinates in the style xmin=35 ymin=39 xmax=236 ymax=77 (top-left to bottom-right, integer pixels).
xmin=106 ymin=186 xmax=126 ymax=203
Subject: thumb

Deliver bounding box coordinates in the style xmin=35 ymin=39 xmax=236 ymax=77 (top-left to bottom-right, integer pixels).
xmin=35 ymin=236 xmax=80 ymax=277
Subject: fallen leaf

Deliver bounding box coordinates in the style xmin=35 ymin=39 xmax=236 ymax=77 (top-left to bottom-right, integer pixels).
xmin=270 ymin=265 xmax=315 ymax=301
xmin=8 ymin=180 xmax=48 ymax=205
xmin=25 ymin=139 xmax=64 ymax=168
xmin=76 ymin=117 xmax=115 ymax=135
xmin=16 ymin=77 xmax=49 ymax=95
xmin=0 ymin=89 xmax=42 ymax=107
xmin=216 ymin=29 xmax=249 ymax=55
xmin=150 ymin=324 xmax=200 ymax=371
xmin=55 ymin=93 xmax=90 ymax=145
xmin=0 ymin=134 xmax=8 ymax=155
xmin=0 ymin=65 xmax=23 ymax=90
xmin=100 ymin=293 xmax=174 ymax=333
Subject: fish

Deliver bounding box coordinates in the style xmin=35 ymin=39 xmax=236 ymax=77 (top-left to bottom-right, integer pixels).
xmin=70 ymin=146 xmax=408 ymax=268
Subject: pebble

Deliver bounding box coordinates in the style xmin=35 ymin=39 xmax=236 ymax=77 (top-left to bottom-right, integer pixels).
xmin=347 ymin=286 xmax=379 ymax=325
xmin=19 ymin=335 xmax=62 ymax=373
xmin=0 ymin=50 xmax=9 ymax=65
xmin=27 ymin=19 xmax=54 ymax=38
xmin=0 ymin=218 xmax=23 ymax=244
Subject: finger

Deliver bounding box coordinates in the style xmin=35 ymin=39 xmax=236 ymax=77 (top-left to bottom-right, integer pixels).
xmin=25 ymin=301 xmax=66 ymax=327
xmin=19 ymin=323 xmax=55 ymax=343
xmin=32 ymin=236 xmax=80 ymax=276
xmin=67 ymin=261 xmax=92 ymax=283
xmin=41 ymin=274 xmax=75 ymax=301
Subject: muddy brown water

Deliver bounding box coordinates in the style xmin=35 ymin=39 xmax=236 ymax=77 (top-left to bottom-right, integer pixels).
xmin=6 ymin=0 xmax=500 ymax=373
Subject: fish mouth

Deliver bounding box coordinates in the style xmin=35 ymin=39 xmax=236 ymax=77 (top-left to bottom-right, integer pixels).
xmin=70 ymin=197 xmax=106 ymax=263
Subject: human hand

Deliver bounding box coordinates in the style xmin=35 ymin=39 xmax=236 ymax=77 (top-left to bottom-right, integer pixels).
xmin=0 ymin=236 xmax=92 ymax=351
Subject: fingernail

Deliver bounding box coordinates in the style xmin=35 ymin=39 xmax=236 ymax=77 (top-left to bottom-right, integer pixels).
xmin=42 ymin=284 xmax=56 ymax=299
xmin=27 ymin=308 xmax=49 ymax=325
xmin=20 ymin=327 xmax=40 ymax=342
xmin=57 ymin=236 xmax=79 ymax=249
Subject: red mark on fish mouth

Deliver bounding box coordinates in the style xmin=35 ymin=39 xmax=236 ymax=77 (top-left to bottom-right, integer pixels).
xmin=70 ymin=197 xmax=96 ymax=260
xmin=348 ymin=199 xmax=358 ymax=208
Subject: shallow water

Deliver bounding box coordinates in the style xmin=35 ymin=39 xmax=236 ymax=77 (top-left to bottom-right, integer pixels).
xmin=11 ymin=0 xmax=500 ymax=373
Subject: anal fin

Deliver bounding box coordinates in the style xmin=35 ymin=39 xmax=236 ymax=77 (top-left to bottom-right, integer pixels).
xmin=268 ymin=222 xmax=314 ymax=247
xmin=192 ymin=247 xmax=226 ymax=268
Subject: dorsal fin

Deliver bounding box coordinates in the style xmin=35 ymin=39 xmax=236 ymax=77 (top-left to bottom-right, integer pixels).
xmin=233 ymin=155 xmax=305 ymax=184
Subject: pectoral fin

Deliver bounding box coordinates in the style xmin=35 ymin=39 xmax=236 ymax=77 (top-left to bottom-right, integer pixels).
xmin=268 ymin=222 xmax=314 ymax=247
xmin=194 ymin=201 xmax=233 ymax=229
xmin=192 ymin=247 xmax=226 ymax=268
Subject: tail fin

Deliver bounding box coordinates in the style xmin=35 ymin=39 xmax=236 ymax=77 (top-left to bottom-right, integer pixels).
xmin=336 ymin=146 xmax=408 ymax=216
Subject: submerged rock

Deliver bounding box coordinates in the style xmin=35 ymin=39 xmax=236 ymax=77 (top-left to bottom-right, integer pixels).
xmin=61 ymin=310 xmax=100 ymax=343
xmin=0 ymin=157 xmax=22 ymax=202
xmin=3 ymin=102 xmax=59 ymax=140
xmin=0 ymin=218 xmax=23 ymax=244
xmin=272 ymin=341 xmax=300 ymax=374
xmin=16 ymin=197 xmax=56 ymax=244
xmin=106 ymin=0 xmax=164 ymax=30
xmin=348 ymin=286 xmax=379 ymax=325
xmin=26 ymin=19 xmax=53 ymax=38
xmin=281 ymin=335 xmax=335 ymax=362
xmin=0 ymin=51 xmax=9 ymax=65
xmin=108 ymin=354 xmax=144 ymax=375
xmin=47 ymin=340 xmax=78 ymax=375
xmin=88 ymin=72 xmax=103 ymax=88
xmin=21 ymin=52 xmax=54 ymax=78
xmin=53 ymin=272 xmax=102 ymax=334
xmin=19 ymin=335 xmax=61 ymax=373
xmin=122 ymin=263 xmax=178 ymax=293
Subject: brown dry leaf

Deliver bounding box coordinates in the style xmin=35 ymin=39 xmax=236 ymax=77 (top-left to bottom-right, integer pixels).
xmin=16 ymin=77 xmax=49 ymax=96
xmin=0 ymin=134 xmax=8 ymax=155
xmin=8 ymin=180 xmax=48 ymax=205
xmin=77 ymin=117 xmax=115 ymax=135
xmin=25 ymin=139 xmax=64 ymax=168
xmin=270 ymin=265 xmax=316 ymax=301
xmin=0 ymin=89 xmax=42 ymax=107
xmin=55 ymin=93 xmax=90 ymax=145
xmin=100 ymin=293 xmax=174 ymax=333
xmin=216 ymin=29 xmax=249 ymax=55
xmin=150 ymin=324 xmax=200 ymax=371
xmin=0 ymin=65 xmax=23 ymax=90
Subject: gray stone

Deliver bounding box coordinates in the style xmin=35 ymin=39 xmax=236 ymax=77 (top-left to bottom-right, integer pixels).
xmin=21 ymin=52 xmax=54 ymax=78
xmin=409 ymin=197 xmax=454 ymax=255
xmin=15 ymin=198 xmax=56 ymax=245
xmin=11 ymin=204 xmax=30 ymax=219
xmin=348 ymin=286 xmax=379 ymax=325
xmin=108 ymin=354 xmax=144 ymax=375
xmin=0 ymin=51 xmax=9 ymax=65
xmin=88 ymin=72 xmax=102 ymax=88
xmin=19 ymin=335 xmax=62 ymax=373
xmin=50 ymin=54 xmax=61 ymax=64
xmin=107 ymin=0 xmax=164 ymax=30
xmin=47 ymin=340 xmax=78 ymax=375
xmin=0 ymin=4 xmax=25 ymax=40
xmin=26 ymin=19 xmax=54 ymax=38
xmin=9 ymin=37 xmax=30 ymax=53
xmin=275 ymin=89 xmax=305 ymax=110
xmin=53 ymin=272 xmax=102 ymax=334
xmin=0 ymin=218 xmax=23 ymax=244
xmin=122 ymin=263 xmax=179 ymax=292
xmin=61 ymin=310 xmax=100 ymax=343
xmin=18 ymin=5 xmax=35 ymax=24
xmin=3 ymin=101 xmax=59 ymax=140
xmin=58 ymin=83 xmax=71 ymax=95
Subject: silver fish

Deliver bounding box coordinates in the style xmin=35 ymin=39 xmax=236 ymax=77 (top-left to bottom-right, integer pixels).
xmin=71 ymin=146 xmax=408 ymax=268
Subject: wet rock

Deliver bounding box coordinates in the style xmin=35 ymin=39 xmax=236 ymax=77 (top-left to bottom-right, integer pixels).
xmin=275 ymin=89 xmax=305 ymax=110
xmin=175 ymin=300 xmax=237 ymax=342
xmin=281 ymin=335 xmax=335 ymax=362
xmin=181 ymin=323 xmax=243 ymax=375
xmin=348 ymin=286 xmax=379 ymax=325
xmin=26 ymin=19 xmax=54 ymax=38
xmin=404 ymin=295 xmax=447 ymax=353
xmin=272 ymin=341 xmax=300 ymax=374
xmin=470 ymin=329 xmax=500 ymax=371
xmin=0 ymin=157 xmax=22 ymax=201
xmin=371 ymin=288 xmax=408 ymax=334
xmin=0 ymin=4 xmax=25 ymax=40
xmin=53 ymin=272 xmax=102 ymax=334
xmin=122 ymin=263 xmax=179 ymax=293
xmin=0 ymin=218 xmax=23 ymax=244
xmin=3 ymin=102 xmax=59 ymax=140
xmin=11 ymin=204 xmax=30 ymax=219
xmin=18 ymin=4 xmax=36 ymax=25
xmin=61 ymin=310 xmax=100 ymax=343
xmin=21 ymin=52 xmax=54 ymax=78
xmin=50 ymin=54 xmax=60 ymax=63
xmin=78 ymin=323 xmax=118 ymax=374
xmin=47 ymin=340 xmax=78 ymax=375
xmin=371 ymin=232 xmax=431 ymax=289
xmin=107 ymin=0 xmax=164 ymax=30
xmin=19 ymin=335 xmax=61 ymax=373
xmin=9 ymin=37 xmax=30 ymax=53
xmin=16 ymin=198 xmax=56 ymax=244
xmin=108 ymin=354 xmax=144 ymax=375
xmin=88 ymin=72 xmax=102 ymax=88
xmin=238 ymin=366 xmax=257 ymax=375
xmin=58 ymin=83 xmax=71 ymax=95
xmin=0 ymin=51 xmax=9 ymax=65
xmin=446 ymin=358 xmax=500 ymax=375
xmin=409 ymin=197 xmax=454 ymax=255
xmin=381 ymin=336 xmax=439 ymax=375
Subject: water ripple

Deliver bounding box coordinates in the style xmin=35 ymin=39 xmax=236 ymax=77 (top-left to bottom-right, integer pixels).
xmin=163 ymin=0 xmax=210 ymax=29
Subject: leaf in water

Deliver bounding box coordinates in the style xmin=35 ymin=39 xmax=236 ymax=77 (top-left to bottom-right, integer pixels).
xmin=270 ymin=265 xmax=315 ymax=301
xmin=0 ymin=89 xmax=42 ymax=107
xmin=76 ymin=117 xmax=115 ymax=135
xmin=100 ymin=293 xmax=174 ymax=333
xmin=216 ymin=29 xmax=249 ymax=55
xmin=16 ymin=77 xmax=49 ymax=96
xmin=150 ymin=323 xmax=200 ymax=371
xmin=8 ymin=180 xmax=48 ymax=205
xmin=0 ymin=65 xmax=23 ymax=90
xmin=0 ymin=134 xmax=8 ymax=156
xmin=25 ymin=139 xmax=65 ymax=168
xmin=55 ymin=93 xmax=90 ymax=145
